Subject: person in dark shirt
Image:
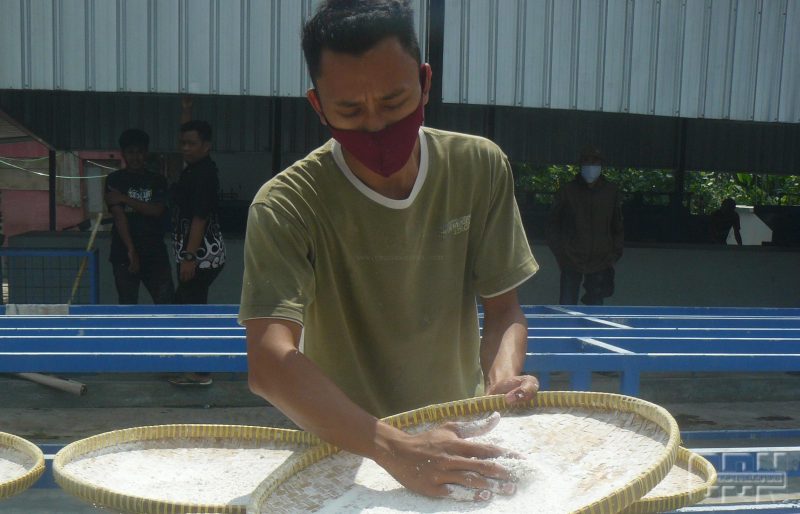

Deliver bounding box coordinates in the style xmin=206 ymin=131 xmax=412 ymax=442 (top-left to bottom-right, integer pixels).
xmin=169 ymin=119 xmax=226 ymax=386
xmin=105 ymin=129 xmax=173 ymax=304
xmin=708 ymin=197 xmax=743 ymax=245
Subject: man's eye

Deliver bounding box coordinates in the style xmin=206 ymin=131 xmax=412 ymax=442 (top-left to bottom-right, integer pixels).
xmin=384 ymin=103 xmax=404 ymax=111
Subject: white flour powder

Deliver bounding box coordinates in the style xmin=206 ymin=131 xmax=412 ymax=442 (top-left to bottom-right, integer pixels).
xmin=62 ymin=438 xmax=298 ymax=505
xmin=0 ymin=448 xmax=33 ymax=483
xmin=260 ymin=409 xmax=670 ymax=513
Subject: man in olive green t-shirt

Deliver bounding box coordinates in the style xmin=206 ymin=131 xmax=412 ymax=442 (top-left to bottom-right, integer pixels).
xmin=239 ymin=0 xmax=538 ymax=504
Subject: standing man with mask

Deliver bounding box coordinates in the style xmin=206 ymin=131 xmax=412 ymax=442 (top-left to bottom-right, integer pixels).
xmin=547 ymin=146 xmax=624 ymax=305
xmin=239 ymin=0 xmax=539 ymax=503
xmin=170 ymin=119 xmax=226 ymax=386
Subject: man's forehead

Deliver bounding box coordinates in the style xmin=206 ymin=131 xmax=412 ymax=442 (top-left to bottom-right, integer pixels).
xmin=180 ymin=130 xmax=201 ymax=140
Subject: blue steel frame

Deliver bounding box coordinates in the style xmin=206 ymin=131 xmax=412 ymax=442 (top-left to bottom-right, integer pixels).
xmin=0 ymin=248 xmax=99 ymax=304
xmin=1 ymin=305 xmax=799 ymax=383
xmin=517 ymin=305 xmax=800 ymax=395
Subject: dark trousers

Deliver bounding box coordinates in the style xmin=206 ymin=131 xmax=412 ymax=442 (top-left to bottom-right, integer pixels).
xmin=174 ymin=265 xmax=222 ymax=377
xmin=174 ymin=265 xmax=222 ymax=305
xmin=559 ymin=267 xmax=615 ymax=305
xmin=112 ymin=259 xmax=174 ymax=305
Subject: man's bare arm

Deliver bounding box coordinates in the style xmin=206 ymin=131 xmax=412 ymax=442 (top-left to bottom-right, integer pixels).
xmin=108 ymin=204 xmax=140 ymax=273
xmin=481 ymin=289 xmax=539 ymax=403
xmin=245 ymin=317 xmax=518 ymax=500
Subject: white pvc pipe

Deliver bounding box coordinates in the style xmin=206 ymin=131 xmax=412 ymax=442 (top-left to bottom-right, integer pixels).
xmin=15 ymin=372 xmax=87 ymax=396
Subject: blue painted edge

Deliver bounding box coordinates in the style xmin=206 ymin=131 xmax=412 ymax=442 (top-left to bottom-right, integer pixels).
xmin=2 ymin=304 xmax=800 ymax=316
xmin=670 ymin=504 xmax=800 ymax=513
xmin=683 ymin=429 xmax=800 ymax=441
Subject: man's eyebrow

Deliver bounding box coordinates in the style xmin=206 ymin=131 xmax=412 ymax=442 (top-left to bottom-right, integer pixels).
xmin=379 ymin=88 xmax=406 ymax=101
xmin=333 ymin=99 xmax=362 ymax=108
xmin=332 ymin=88 xmax=408 ymax=108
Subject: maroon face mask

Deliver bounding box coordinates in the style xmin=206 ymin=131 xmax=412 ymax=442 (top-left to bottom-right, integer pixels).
xmin=322 ymin=68 xmax=427 ymax=178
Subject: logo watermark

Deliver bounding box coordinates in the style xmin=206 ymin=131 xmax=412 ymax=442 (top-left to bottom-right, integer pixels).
xmin=703 ymin=450 xmax=795 ymax=503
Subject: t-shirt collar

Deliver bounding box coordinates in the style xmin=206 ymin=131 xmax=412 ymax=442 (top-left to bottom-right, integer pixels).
xmin=331 ymin=128 xmax=428 ymax=210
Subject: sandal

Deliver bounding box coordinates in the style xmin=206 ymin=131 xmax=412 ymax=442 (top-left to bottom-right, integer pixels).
xmin=169 ymin=373 xmax=213 ymax=386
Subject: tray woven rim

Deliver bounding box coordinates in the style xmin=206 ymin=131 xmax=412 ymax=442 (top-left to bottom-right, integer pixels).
xmin=622 ymin=446 xmax=717 ymax=514
xmin=53 ymin=423 xmax=321 ymax=514
xmin=248 ymin=391 xmax=681 ymax=514
xmin=0 ymin=431 xmax=46 ymax=501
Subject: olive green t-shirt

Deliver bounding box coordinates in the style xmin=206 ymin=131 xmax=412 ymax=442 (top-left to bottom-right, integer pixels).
xmin=239 ymin=127 xmax=537 ymax=418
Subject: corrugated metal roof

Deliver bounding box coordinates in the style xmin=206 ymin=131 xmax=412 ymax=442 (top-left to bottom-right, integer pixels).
xmin=0 ymin=0 xmax=428 ymax=97
xmin=0 ymin=112 xmax=33 ymax=143
xmin=442 ymin=0 xmax=800 ymax=124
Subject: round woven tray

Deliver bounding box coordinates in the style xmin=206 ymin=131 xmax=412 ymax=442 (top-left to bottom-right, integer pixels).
xmin=53 ymin=424 xmax=323 ymax=514
xmin=0 ymin=431 xmax=45 ymax=500
xmin=622 ymin=446 xmax=717 ymax=514
xmin=248 ymin=391 xmax=681 ymax=514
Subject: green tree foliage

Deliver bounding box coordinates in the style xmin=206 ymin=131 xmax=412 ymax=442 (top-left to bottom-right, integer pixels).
xmin=685 ymin=172 xmax=800 ymax=213
xmin=512 ymin=162 xmax=800 ymax=214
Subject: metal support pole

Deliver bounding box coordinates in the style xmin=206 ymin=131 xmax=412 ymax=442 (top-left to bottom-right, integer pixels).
xmin=48 ymin=150 xmax=56 ymax=230
xmin=89 ymin=249 xmax=99 ymax=304
xmin=270 ymin=97 xmax=283 ymax=177
xmin=426 ymin=0 xmax=445 ymax=127
xmin=675 ymin=118 xmax=688 ymax=206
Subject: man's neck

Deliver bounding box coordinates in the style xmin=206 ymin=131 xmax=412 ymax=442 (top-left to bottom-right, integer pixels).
xmin=185 ymin=155 xmax=209 ymax=169
xmin=342 ymin=140 xmax=421 ymax=200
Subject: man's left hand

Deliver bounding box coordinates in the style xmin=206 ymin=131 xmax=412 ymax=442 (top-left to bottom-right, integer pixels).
xmin=485 ymin=375 xmax=539 ymax=405
xmin=179 ymin=260 xmax=197 ymax=282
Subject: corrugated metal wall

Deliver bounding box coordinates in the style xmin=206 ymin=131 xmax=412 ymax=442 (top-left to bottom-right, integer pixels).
xmin=2 ymin=0 xmax=796 ymax=124
xmin=0 ymin=90 xmax=330 ymax=157
xmin=3 ymin=89 xmax=797 ymax=175
xmin=0 ymin=0 xmax=797 ymax=174
xmin=442 ymin=0 xmax=800 ymax=123
xmin=0 ymin=0 xmax=428 ymax=97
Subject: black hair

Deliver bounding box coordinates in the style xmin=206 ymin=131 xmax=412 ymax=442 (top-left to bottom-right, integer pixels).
xmin=579 ymin=145 xmax=603 ymax=164
xmin=118 ymin=128 xmax=149 ymax=150
xmin=180 ymin=120 xmax=213 ymax=142
xmin=302 ymin=0 xmax=421 ymax=84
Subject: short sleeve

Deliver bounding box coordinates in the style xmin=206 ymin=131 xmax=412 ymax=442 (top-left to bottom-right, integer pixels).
xmin=104 ymin=172 xmax=118 ymax=194
xmin=238 ymin=202 xmax=316 ymax=325
xmin=104 ymin=172 xmax=121 ymax=207
xmin=472 ymin=152 xmax=538 ymax=298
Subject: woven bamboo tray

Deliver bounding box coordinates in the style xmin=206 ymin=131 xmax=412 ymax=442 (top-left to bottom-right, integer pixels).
xmin=622 ymin=446 xmax=717 ymax=514
xmin=248 ymin=391 xmax=682 ymax=514
xmin=0 ymin=431 xmax=45 ymax=500
xmin=53 ymin=424 xmax=324 ymax=514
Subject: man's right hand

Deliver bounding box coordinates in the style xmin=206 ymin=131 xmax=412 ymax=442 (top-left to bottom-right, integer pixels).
xmin=373 ymin=412 xmax=518 ymax=502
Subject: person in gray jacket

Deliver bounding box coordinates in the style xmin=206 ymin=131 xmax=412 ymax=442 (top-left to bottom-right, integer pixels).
xmin=547 ymin=146 xmax=624 ymax=305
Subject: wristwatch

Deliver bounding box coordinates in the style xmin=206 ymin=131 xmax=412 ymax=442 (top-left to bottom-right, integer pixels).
xmin=179 ymin=251 xmax=197 ymax=262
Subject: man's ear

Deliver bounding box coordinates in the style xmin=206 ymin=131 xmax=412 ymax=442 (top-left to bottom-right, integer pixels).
xmin=306 ymin=89 xmax=328 ymax=126
xmin=420 ymin=63 xmax=433 ymax=107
